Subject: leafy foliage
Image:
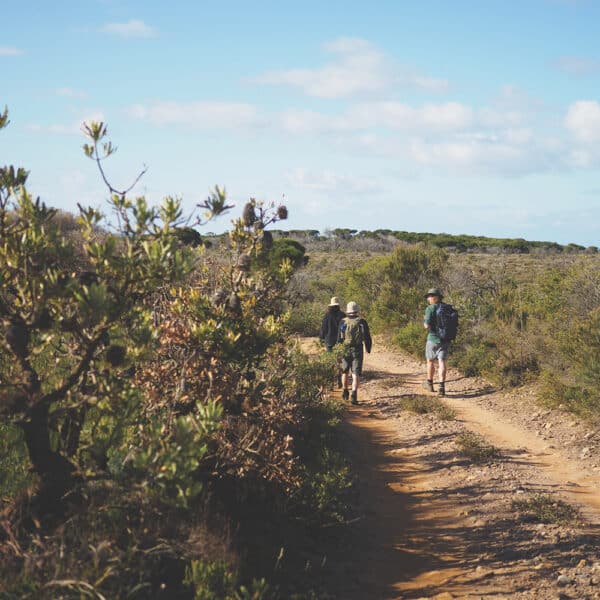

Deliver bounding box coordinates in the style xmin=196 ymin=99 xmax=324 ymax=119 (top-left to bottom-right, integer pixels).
xmin=0 ymin=109 xmax=351 ymax=599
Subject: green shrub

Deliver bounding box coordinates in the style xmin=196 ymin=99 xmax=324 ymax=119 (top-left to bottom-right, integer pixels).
xmin=451 ymin=336 xmax=498 ymax=377
xmin=343 ymin=244 xmax=447 ymax=333
xmin=286 ymin=302 xmax=322 ymax=336
xmin=184 ymin=560 xmax=271 ymax=600
xmin=301 ymin=447 xmax=353 ymax=525
xmin=539 ymin=370 xmax=598 ymax=417
xmin=394 ymin=321 xmax=425 ymax=359
xmin=0 ymin=423 xmax=35 ymax=498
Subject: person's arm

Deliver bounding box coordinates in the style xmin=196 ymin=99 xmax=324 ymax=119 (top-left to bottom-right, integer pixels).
xmin=319 ymin=315 xmax=327 ymax=342
xmin=424 ymin=305 xmax=432 ymax=330
xmin=338 ymin=319 xmax=346 ymax=344
xmin=362 ymin=319 xmax=372 ymax=353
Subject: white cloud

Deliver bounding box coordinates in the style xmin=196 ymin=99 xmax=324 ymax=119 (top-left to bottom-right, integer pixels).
xmin=27 ymin=110 xmax=106 ymax=135
xmin=56 ymin=87 xmax=88 ymax=100
xmin=281 ymin=101 xmax=474 ymax=134
xmin=128 ymin=101 xmax=261 ymax=129
xmin=565 ymin=100 xmax=600 ymax=142
xmin=280 ymin=110 xmax=342 ymax=134
xmin=286 ymin=167 xmax=382 ymax=196
xmin=554 ymin=55 xmax=600 ymax=75
xmin=100 ymin=19 xmax=156 ymax=38
xmin=478 ymin=107 xmax=524 ymax=127
xmin=252 ymin=37 xmax=447 ymax=98
xmin=0 ymin=47 xmax=22 ymax=56
xmin=405 ymin=135 xmax=559 ymax=176
xmin=503 ymin=128 xmax=533 ymax=144
xmin=566 ymin=148 xmax=595 ymax=167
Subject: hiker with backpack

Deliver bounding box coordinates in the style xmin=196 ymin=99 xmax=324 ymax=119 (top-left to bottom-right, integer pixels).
xmin=319 ymin=296 xmax=346 ymax=352
xmin=339 ymin=301 xmax=372 ymax=405
xmin=320 ymin=296 xmax=346 ymax=389
xmin=423 ymin=288 xmax=458 ymax=397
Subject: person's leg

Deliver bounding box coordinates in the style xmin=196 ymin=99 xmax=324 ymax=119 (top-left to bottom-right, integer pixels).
xmin=341 ymin=356 xmax=350 ymax=400
xmin=351 ymin=373 xmax=359 ymax=404
xmin=427 ymin=359 xmax=436 ymax=381
xmin=424 ymin=341 xmax=436 ymax=392
xmin=426 ymin=358 xmax=436 ymax=392
xmin=438 ymin=358 xmax=447 ymax=384
xmin=351 ymin=352 xmax=362 ymax=404
xmin=438 ymin=344 xmax=449 ymax=396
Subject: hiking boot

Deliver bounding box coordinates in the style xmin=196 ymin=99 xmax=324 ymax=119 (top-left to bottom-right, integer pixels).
xmin=438 ymin=384 xmax=446 ymax=397
xmin=423 ymin=380 xmax=434 ymax=393
xmin=351 ymin=391 xmax=358 ymax=405
xmin=342 ymin=389 xmax=349 ymax=401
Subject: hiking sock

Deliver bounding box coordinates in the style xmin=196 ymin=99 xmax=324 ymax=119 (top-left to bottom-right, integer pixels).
xmin=424 ymin=379 xmax=434 ymax=393
xmin=351 ymin=390 xmax=358 ymax=405
xmin=342 ymin=389 xmax=349 ymax=401
xmin=438 ymin=383 xmax=446 ymax=397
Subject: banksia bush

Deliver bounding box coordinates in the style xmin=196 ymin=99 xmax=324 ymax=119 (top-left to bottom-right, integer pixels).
xmin=237 ymin=253 xmax=252 ymax=272
xmin=260 ymin=230 xmax=273 ymax=249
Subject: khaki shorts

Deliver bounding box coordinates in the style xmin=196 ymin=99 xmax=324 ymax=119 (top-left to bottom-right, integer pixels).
xmin=426 ymin=340 xmax=449 ymax=361
xmin=341 ymin=348 xmax=364 ymax=375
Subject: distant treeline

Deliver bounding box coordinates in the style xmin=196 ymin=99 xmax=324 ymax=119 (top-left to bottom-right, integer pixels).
xmin=250 ymin=228 xmax=598 ymax=254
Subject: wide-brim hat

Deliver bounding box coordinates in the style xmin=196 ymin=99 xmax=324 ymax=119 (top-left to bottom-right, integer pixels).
xmin=346 ymin=301 xmax=359 ymax=314
xmin=328 ymin=296 xmax=341 ymax=307
xmin=425 ymin=287 xmax=443 ymax=298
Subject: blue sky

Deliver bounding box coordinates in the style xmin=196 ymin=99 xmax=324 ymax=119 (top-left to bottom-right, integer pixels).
xmin=1 ymin=0 xmax=599 ymax=246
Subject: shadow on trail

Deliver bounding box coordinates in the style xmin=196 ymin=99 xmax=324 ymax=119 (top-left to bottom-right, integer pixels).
xmin=328 ymin=406 xmax=600 ymax=599
xmin=325 ymin=412 xmax=448 ymax=599
xmin=451 ymin=385 xmax=496 ymax=399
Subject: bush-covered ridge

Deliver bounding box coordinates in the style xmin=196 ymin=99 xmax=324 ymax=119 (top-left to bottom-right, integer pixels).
xmin=263 ymin=228 xmax=597 ymax=254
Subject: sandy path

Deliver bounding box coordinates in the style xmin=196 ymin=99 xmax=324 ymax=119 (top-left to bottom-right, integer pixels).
xmin=306 ymin=338 xmax=600 ymax=599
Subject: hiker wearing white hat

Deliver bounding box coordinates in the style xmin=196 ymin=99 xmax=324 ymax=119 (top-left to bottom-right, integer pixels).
xmin=338 ymin=301 xmax=372 ymax=405
xmin=319 ymin=296 xmax=346 ymax=352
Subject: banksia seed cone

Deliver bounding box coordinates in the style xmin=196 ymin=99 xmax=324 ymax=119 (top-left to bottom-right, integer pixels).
xmin=228 ymin=292 xmax=241 ymax=313
xmin=276 ymin=205 xmax=288 ymax=220
xmin=242 ymin=202 xmax=256 ymax=227
xmin=211 ymin=288 xmax=227 ymax=307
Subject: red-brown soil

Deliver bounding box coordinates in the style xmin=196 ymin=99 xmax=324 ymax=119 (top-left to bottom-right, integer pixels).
xmin=306 ymin=337 xmax=600 ymax=600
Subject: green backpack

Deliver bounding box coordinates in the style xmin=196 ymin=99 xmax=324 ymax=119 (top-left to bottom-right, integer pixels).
xmin=341 ymin=316 xmax=364 ymax=348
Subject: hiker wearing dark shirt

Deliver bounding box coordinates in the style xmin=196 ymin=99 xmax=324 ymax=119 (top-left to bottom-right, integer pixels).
xmin=423 ymin=287 xmax=449 ymax=397
xmin=339 ymin=301 xmax=372 ymax=405
xmin=319 ymin=296 xmax=346 ymax=351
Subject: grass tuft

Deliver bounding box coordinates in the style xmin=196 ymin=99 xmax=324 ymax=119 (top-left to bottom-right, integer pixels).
xmin=455 ymin=432 xmax=499 ymax=463
xmin=400 ymin=394 xmax=456 ymax=420
xmin=512 ymin=493 xmax=580 ymax=525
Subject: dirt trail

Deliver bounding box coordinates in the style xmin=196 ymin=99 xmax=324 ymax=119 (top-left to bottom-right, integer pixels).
xmin=311 ymin=338 xmax=600 ymax=599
